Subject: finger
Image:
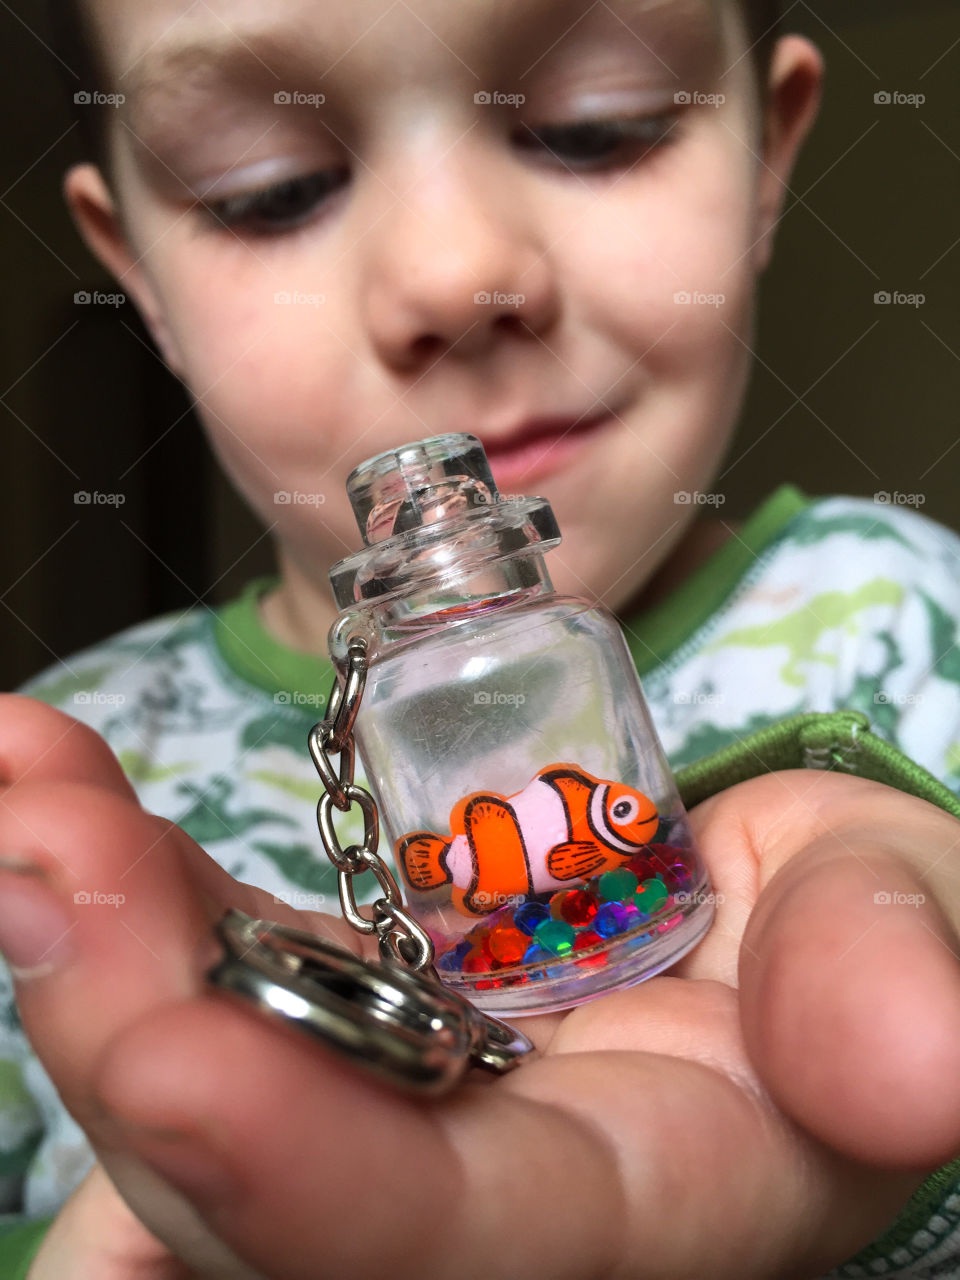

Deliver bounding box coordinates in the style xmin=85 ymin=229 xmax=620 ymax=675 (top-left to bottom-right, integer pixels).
xmin=0 ymin=778 xmax=359 ymax=1130
xmin=0 ymin=693 xmax=138 ymax=800
xmin=89 ymin=987 xmax=919 ymax=1280
xmin=675 ymin=768 xmax=960 ymax=987
xmin=0 ymin=694 xmax=353 ymax=951
xmin=739 ymin=828 xmax=960 ymax=1170
xmin=0 ymin=778 xmax=363 ymax=1277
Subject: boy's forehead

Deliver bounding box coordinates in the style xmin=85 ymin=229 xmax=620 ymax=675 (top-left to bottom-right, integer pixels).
xmin=91 ymin=0 xmax=724 ymax=99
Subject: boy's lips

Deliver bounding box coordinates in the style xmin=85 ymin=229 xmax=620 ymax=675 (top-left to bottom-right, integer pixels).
xmin=476 ymin=407 xmax=618 ymax=491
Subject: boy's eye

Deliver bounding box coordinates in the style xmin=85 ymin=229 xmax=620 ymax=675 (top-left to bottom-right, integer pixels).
xmin=201 ymin=168 xmax=350 ymax=234
xmin=197 ymin=114 xmax=676 ymax=236
xmin=513 ymin=115 xmax=678 ymax=169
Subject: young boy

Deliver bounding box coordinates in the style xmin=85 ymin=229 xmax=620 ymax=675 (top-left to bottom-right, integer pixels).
xmin=1 ymin=0 xmax=959 ymax=1275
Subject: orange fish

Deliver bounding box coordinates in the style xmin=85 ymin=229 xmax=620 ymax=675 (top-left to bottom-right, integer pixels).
xmin=396 ymin=763 xmax=659 ymax=916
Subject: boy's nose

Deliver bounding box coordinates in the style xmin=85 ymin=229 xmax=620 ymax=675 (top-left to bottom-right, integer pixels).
xmin=358 ymin=156 xmax=561 ymax=369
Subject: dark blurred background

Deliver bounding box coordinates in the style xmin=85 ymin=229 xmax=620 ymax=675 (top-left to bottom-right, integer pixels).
xmin=1 ymin=0 xmax=958 ymax=688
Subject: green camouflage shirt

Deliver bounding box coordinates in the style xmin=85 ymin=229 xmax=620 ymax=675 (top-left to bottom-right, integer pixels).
xmin=2 ymin=483 xmax=959 ymax=1278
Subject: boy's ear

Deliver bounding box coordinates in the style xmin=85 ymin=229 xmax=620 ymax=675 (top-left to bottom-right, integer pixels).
xmin=752 ymin=35 xmax=825 ymax=274
xmin=62 ymin=163 xmax=185 ymax=378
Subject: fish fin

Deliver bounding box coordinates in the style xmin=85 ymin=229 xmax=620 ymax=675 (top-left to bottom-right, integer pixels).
xmin=546 ymin=841 xmax=608 ymax=881
xmin=539 ymin=762 xmax=602 ymax=784
xmin=460 ymin=797 xmax=530 ymax=915
xmin=396 ymin=832 xmax=451 ymax=891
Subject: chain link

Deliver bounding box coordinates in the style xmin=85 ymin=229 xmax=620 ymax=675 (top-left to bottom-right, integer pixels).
xmin=309 ymin=639 xmax=436 ymax=973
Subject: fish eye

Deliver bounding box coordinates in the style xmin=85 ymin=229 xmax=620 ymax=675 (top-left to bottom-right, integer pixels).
xmin=612 ymin=798 xmax=638 ymax=822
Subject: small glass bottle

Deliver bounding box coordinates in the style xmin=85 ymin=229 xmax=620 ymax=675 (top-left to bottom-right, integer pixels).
xmin=327 ymin=434 xmax=714 ymax=1015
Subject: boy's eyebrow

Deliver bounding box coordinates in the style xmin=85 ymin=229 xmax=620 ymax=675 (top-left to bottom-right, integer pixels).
xmin=124 ymin=30 xmax=290 ymax=131
xmin=124 ymin=0 xmax=717 ymax=131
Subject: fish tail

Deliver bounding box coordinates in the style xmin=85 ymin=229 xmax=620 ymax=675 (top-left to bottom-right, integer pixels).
xmin=396 ymin=832 xmax=452 ymax=891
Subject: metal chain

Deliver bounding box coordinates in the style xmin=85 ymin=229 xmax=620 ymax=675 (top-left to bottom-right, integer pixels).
xmin=308 ymin=639 xmax=436 ymax=974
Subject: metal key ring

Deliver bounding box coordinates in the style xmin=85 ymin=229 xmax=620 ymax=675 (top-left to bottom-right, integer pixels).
xmin=206 ymin=908 xmax=534 ymax=1096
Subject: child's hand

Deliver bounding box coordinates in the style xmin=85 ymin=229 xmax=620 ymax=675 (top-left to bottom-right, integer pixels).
xmin=26 ymin=1159 xmax=192 ymax=1279
xmin=4 ymin=694 xmax=960 ymax=1280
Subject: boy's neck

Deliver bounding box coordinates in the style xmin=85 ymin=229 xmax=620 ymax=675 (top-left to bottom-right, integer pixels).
xmin=258 ymin=558 xmax=340 ymax=656
xmin=615 ymin=515 xmax=737 ymax=621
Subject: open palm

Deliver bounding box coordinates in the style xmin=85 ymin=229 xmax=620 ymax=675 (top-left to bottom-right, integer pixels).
xmin=6 ymin=694 xmax=960 ymax=1280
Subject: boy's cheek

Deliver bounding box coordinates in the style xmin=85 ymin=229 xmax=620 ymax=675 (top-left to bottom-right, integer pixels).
xmin=153 ymin=275 xmax=359 ymax=456
xmin=197 ymin=403 xmax=362 ymax=556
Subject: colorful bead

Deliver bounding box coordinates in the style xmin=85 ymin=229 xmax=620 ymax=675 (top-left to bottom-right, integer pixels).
xmin=437 ymin=939 xmax=472 ymax=972
xmin=514 ymin=901 xmax=550 ymax=936
xmin=558 ymin=889 xmax=599 ymax=927
xmin=572 ymin=930 xmax=607 ymax=966
xmin=635 ymin=877 xmax=669 ymax=914
xmin=628 ymin=931 xmax=654 ymax=947
xmin=593 ymin=901 xmax=633 ymax=937
xmin=643 ymin=843 xmax=682 ymax=875
xmin=598 ymin=867 xmax=639 ymax=901
xmin=533 ymin=918 xmax=576 ymax=955
xmin=487 ymin=925 xmax=529 ymax=965
xmin=429 ymin=839 xmax=697 ymax=986
xmin=663 ymin=860 xmax=694 ymax=892
xmin=625 ymin=854 xmax=660 ymax=882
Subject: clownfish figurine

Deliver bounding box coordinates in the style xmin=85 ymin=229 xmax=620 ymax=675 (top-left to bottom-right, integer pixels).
xmin=396 ymin=763 xmax=659 ymax=916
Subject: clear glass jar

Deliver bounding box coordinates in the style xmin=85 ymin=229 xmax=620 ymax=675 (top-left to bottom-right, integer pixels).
xmin=328 ymin=434 xmax=714 ymax=1015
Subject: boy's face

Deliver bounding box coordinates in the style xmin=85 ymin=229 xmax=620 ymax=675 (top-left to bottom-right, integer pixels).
xmin=74 ymin=0 xmax=818 ymax=629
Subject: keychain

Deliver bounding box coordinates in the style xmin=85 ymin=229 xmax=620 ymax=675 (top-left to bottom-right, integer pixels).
xmin=206 ymin=434 xmax=716 ymax=1091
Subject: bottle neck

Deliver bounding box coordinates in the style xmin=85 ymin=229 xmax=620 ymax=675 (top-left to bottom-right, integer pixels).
xmin=329 ymin=550 xmax=554 ymax=663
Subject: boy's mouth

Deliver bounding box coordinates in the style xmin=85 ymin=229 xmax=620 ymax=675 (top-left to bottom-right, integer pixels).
xmin=478 ymin=406 xmax=617 ymax=491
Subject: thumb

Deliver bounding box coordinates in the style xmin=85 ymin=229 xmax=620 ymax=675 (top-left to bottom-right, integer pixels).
xmin=738 ymin=828 xmax=960 ymax=1170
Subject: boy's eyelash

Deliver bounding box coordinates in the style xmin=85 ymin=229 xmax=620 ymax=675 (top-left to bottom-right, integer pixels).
xmin=200 ymin=113 xmax=681 ymax=237
xmin=201 ymin=169 xmax=350 ymax=236
xmin=513 ymin=113 xmax=682 ymax=168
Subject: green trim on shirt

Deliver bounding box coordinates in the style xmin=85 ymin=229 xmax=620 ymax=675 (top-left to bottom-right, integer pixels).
xmin=214 ymin=577 xmax=334 ymax=700
xmin=624 ymin=482 xmax=812 ymax=677
xmin=213 ymin=485 xmax=812 ymax=691
xmin=0 ymin=1215 xmax=55 ymax=1277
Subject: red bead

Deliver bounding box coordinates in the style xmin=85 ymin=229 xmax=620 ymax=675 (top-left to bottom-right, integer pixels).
xmin=572 ymin=930 xmax=607 ymax=966
xmin=462 ymin=949 xmax=492 ymax=974
xmin=487 ymin=925 xmax=529 ymax=964
xmin=559 ymin=889 xmax=599 ymax=927
xmin=656 ymin=913 xmax=684 ymax=933
xmin=625 ymin=855 xmax=659 ymax=882
xmin=646 ymin=843 xmax=688 ymax=871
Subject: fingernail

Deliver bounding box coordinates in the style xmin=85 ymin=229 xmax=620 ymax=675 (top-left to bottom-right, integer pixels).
xmin=0 ymin=863 xmax=75 ymax=979
xmin=109 ymin=1118 xmax=241 ymax=1206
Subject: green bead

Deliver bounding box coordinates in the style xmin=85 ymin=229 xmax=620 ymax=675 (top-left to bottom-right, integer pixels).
xmin=597 ymin=868 xmax=639 ymax=901
xmin=635 ymin=877 xmax=668 ymax=914
xmin=533 ymin=918 xmax=576 ymax=955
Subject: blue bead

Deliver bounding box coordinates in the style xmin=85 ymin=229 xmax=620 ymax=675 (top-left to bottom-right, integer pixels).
xmin=593 ymin=902 xmax=631 ymax=937
xmin=514 ymin=902 xmax=550 ymax=936
xmin=437 ymin=940 xmax=472 ymax=972
xmin=523 ymin=942 xmax=550 ymax=964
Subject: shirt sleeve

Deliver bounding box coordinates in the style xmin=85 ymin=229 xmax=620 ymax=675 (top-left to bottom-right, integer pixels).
xmin=0 ymin=1215 xmax=56 ymax=1277
xmin=820 ymin=509 xmax=960 ymax=1274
